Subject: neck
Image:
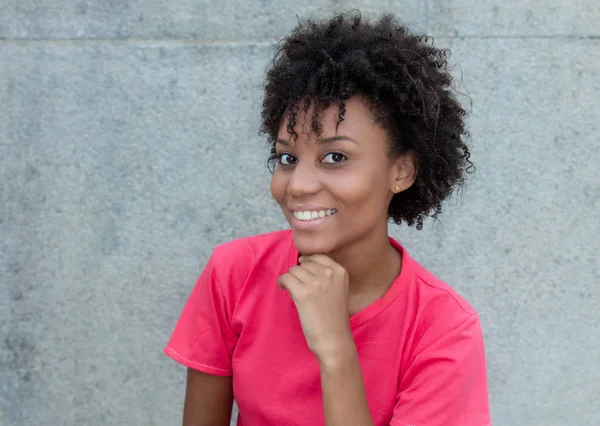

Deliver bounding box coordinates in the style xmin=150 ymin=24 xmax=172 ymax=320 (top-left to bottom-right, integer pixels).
xmin=328 ymin=224 xmax=401 ymax=295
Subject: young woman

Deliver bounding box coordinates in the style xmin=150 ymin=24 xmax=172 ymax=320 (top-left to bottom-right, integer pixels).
xmin=165 ymin=12 xmax=491 ymax=426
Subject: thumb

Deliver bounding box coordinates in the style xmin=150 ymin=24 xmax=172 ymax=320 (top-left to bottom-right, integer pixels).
xmin=277 ymin=274 xmax=288 ymax=291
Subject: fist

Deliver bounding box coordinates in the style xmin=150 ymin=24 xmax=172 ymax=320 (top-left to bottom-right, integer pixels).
xmin=278 ymin=255 xmax=353 ymax=361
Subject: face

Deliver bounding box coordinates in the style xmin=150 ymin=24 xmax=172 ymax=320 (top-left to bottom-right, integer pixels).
xmin=270 ymin=96 xmax=415 ymax=256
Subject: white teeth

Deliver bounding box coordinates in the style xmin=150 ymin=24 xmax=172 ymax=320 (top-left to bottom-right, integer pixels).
xmin=293 ymin=209 xmax=337 ymax=221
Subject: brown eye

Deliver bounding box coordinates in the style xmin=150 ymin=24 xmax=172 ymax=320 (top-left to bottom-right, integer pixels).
xmin=278 ymin=153 xmax=297 ymax=165
xmin=322 ymin=152 xmax=347 ymax=164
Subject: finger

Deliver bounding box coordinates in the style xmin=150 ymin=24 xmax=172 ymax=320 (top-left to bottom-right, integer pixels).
xmin=296 ymin=260 xmax=323 ymax=276
xmin=301 ymin=255 xmax=348 ymax=280
xmin=277 ymin=272 xmax=303 ymax=292
xmin=288 ymin=264 xmax=316 ymax=284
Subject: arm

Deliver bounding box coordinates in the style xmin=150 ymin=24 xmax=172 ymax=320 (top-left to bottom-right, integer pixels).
xmin=165 ymin=251 xmax=241 ymax=425
xmin=182 ymin=368 xmax=233 ymax=426
xmin=319 ymin=338 xmax=374 ymax=426
xmin=278 ymin=255 xmax=375 ymax=426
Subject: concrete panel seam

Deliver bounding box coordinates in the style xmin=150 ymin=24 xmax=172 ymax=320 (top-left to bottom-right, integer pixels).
xmin=438 ymin=35 xmax=600 ymax=40
xmin=434 ymin=35 xmax=600 ymax=41
xmin=0 ymin=38 xmax=280 ymax=46
xmin=1 ymin=35 xmax=599 ymax=45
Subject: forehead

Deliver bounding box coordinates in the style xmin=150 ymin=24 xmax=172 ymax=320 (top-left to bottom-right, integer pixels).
xmin=277 ymin=96 xmax=386 ymax=144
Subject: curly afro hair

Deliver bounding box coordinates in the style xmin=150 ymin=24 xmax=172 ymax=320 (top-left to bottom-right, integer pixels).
xmin=260 ymin=11 xmax=473 ymax=230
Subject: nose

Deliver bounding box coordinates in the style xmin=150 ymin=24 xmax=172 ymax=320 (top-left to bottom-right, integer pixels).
xmin=287 ymin=160 xmax=322 ymax=197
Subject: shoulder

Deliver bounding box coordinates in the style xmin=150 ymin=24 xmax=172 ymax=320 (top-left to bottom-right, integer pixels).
xmin=408 ymin=255 xmax=478 ymax=317
xmin=208 ymin=229 xmax=293 ymax=290
xmin=398 ymin=245 xmax=482 ymax=348
xmin=212 ymin=229 xmax=293 ymax=265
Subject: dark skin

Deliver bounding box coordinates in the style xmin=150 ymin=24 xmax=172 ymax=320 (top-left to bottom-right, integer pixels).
xmin=182 ymin=369 xmax=233 ymax=426
xmin=180 ymin=96 xmax=417 ymax=425
xmin=271 ymin=97 xmax=414 ymax=314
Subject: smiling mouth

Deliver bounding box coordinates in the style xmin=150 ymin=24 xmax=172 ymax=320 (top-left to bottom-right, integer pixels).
xmin=292 ymin=209 xmax=337 ymax=221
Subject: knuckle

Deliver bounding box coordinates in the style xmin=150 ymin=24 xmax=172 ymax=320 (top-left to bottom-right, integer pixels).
xmin=296 ymin=288 xmax=309 ymax=300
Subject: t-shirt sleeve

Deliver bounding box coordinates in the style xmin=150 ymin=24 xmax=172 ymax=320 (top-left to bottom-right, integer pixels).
xmin=164 ymin=253 xmax=238 ymax=376
xmin=391 ymin=313 xmax=491 ymax=426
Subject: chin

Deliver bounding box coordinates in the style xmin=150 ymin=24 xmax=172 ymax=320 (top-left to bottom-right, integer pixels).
xmin=292 ymin=233 xmax=337 ymax=256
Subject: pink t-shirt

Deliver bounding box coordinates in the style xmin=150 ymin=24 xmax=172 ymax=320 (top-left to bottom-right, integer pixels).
xmin=165 ymin=230 xmax=491 ymax=426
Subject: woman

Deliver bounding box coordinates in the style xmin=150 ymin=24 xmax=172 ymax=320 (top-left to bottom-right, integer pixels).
xmin=165 ymin=11 xmax=491 ymax=426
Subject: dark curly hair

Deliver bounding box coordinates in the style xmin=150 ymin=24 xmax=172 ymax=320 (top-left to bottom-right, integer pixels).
xmin=260 ymin=11 xmax=473 ymax=230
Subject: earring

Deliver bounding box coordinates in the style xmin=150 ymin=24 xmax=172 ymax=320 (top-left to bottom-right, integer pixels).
xmin=395 ymin=185 xmax=401 ymax=192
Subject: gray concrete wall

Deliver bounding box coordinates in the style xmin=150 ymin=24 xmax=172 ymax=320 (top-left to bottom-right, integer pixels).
xmin=1 ymin=1 xmax=598 ymax=425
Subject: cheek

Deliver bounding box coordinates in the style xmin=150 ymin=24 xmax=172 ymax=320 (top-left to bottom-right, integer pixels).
xmin=331 ymin=171 xmax=388 ymax=211
xmin=270 ymin=172 xmax=286 ymax=203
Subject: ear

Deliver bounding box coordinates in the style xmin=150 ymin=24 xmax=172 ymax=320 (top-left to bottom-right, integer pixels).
xmin=390 ymin=150 xmax=417 ymax=193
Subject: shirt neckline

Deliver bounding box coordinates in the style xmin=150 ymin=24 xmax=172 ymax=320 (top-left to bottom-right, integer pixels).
xmin=286 ymin=232 xmax=413 ymax=330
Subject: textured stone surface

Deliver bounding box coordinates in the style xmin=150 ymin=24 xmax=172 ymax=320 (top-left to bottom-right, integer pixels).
xmin=0 ymin=42 xmax=279 ymax=426
xmin=0 ymin=0 xmax=427 ymax=40
xmin=1 ymin=2 xmax=600 ymax=426
xmin=430 ymin=0 xmax=600 ymax=37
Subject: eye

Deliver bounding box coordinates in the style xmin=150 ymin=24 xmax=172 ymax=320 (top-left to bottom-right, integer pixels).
xmin=322 ymin=152 xmax=347 ymax=164
xmin=277 ymin=153 xmax=297 ymax=165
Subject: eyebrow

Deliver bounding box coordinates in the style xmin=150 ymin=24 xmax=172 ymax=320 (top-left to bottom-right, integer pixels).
xmin=276 ymin=135 xmax=359 ymax=146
